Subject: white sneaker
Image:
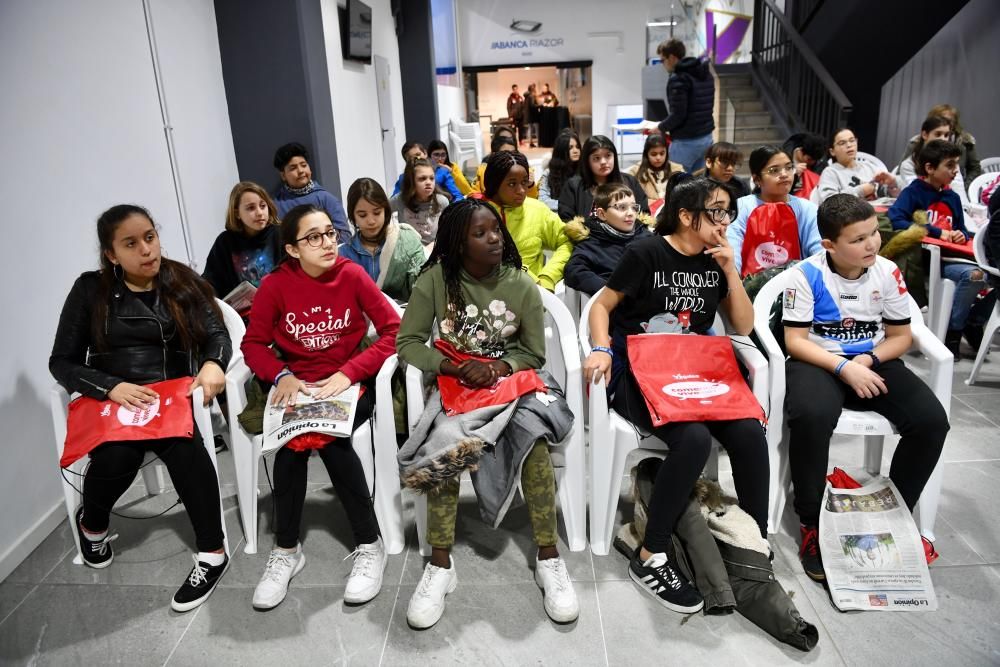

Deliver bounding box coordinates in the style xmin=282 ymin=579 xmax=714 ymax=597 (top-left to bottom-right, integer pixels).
xmin=343 ymin=537 xmax=387 ymax=604
xmin=252 ymin=546 xmax=305 ymax=610
xmin=406 ymin=558 xmax=457 ymax=629
xmin=535 ymin=556 xmax=580 ymax=623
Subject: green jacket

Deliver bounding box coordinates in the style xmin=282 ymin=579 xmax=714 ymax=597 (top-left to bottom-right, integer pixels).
xmin=380 ymin=221 xmax=426 ymax=302
xmin=489 ymin=197 xmax=572 ymax=291
xmin=396 ymin=263 xmax=545 ymax=374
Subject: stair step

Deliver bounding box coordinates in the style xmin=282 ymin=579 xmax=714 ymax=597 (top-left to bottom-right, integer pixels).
xmin=719 ymin=110 xmax=773 ymax=127
xmin=731 ymin=99 xmax=766 ymax=113
xmin=716 ymin=73 xmax=752 ymax=86
xmin=731 ymin=125 xmax=783 ymax=142
xmin=721 ymin=87 xmax=760 ymax=101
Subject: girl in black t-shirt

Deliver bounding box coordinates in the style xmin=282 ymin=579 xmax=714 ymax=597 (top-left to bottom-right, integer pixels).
xmin=582 ymin=177 xmax=769 ymax=615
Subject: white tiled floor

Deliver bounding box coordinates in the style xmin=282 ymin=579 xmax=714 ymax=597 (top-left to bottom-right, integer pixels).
xmin=2 ymin=349 xmax=999 ymax=665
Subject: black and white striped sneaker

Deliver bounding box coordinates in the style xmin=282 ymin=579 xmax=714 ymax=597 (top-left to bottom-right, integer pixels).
xmin=629 ymin=549 xmax=704 ymax=614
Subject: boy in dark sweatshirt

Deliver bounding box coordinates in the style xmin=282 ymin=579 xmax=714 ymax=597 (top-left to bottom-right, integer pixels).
xmin=272 ymin=142 xmax=352 ymax=245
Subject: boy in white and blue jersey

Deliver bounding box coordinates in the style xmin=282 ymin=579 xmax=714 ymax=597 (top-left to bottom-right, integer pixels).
xmin=782 ymin=194 xmax=948 ymax=582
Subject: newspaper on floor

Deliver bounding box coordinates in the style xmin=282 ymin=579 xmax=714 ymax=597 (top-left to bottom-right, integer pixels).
xmin=261 ymin=384 xmax=361 ymax=455
xmin=819 ymin=477 xmax=937 ymax=611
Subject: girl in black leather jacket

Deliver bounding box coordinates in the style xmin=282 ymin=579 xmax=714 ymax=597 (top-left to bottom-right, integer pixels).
xmin=49 ymin=204 xmax=232 ymax=613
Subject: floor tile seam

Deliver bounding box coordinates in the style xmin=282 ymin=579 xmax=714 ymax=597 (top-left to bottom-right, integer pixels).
xmin=39 ymin=545 xmax=79 ymax=584
xmin=161 ymin=598 xmax=202 ymax=667
xmin=0 ymin=583 xmax=39 ymax=629
xmin=789 ymin=575 xmax=850 ymax=666
xmin=953 ymin=395 xmax=1000 ymax=428
xmin=936 ymin=499 xmax=996 ymax=564
xmin=588 ymin=547 xmax=611 ymax=666
xmin=378 ymin=544 xmax=410 ymax=666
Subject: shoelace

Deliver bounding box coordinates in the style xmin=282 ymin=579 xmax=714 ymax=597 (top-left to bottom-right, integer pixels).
xmin=86 ymin=533 xmax=119 ymax=557
xmin=343 ymin=546 xmax=378 ymax=578
xmin=542 ymin=559 xmax=571 ymax=592
xmin=262 ymin=551 xmax=296 ymax=583
xmin=414 ymin=565 xmax=442 ymax=598
xmin=651 ymin=560 xmax=683 ymax=591
xmin=187 ymin=555 xmax=209 ymax=587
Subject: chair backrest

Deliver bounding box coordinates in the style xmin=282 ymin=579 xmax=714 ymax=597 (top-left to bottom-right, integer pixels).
xmin=215 ymin=299 xmax=246 ymax=363
xmin=972 ymin=218 xmax=1000 ymax=279
xmin=981 ymin=157 xmax=1000 ymax=174
xmin=968 ymin=172 xmax=996 ymax=205
xmin=578 ymin=288 xmax=602 ymax=356
xmin=856 ymin=151 xmax=888 ymax=174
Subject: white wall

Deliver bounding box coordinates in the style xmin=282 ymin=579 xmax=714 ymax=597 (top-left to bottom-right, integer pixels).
xmin=321 ymin=0 xmax=408 ymax=200
xmin=456 ymin=1 xmax=661 ymax=138
xmin=0 ymin=0 xmax=237 ymax=581
xmin=437 ymin=84 xmax=466 ymax=136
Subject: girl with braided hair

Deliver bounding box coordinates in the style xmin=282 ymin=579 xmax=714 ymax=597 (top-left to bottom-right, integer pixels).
xmin=476 ymin=149 xmax=572 ymax=291
xmin=396 ymin=198 xmax=580 ymax=629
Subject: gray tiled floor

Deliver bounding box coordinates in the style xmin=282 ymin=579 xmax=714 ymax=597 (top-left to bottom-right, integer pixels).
xmin=2 ymin=352 xmax=1000 ymax=666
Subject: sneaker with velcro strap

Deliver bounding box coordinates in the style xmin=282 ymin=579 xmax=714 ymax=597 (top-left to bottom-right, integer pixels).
xmin=629 ymin=549 xmax=704 ymax=614
xmin=171 ymin=553 xmax=229 ymax=612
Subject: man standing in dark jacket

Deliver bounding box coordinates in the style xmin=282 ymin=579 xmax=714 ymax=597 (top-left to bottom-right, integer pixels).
xmin=655 ymin=39 xmax=715 ymax=173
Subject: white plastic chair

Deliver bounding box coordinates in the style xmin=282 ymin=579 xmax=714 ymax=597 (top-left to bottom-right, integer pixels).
xmin=981 ymin=157 xmax=1000 ymax=174
xmin=579 ymin=288 xmax=770 ymax=555
xmin=968 ymin=172 xmax=996 ymax=206
xmin=922 ymin=242 xmax=958 ymax=342
xmin=751 ymin=270 xmax=953 ymax=540
xmin=52 ymin=298 xmax=243 ymax=564
xmin=450 ymin=119 xmax=484 ymax=164
xmin=856 ymin=151 xmax=888 ymax=175
xmin=226 ymin=296 xmax=405 ymax=555
xmin=967 ymin=218 xmax=1000 ymax=385
xmin=404 ymin=286 xmax=588 ymax=556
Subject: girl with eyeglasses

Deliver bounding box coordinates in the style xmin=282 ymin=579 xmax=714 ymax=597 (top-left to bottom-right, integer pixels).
xmin=474 ymin=150 xmax=572 ymax=292
xmin=564 ymin=182 xmax=653 ymax=297
xmin=582 ymin=177 xmax=769 ymax=614
xmin=727 ymin=145 xmax=822 ymax=277
xmin=817 ymin=129 xmax=905 ymax=203
xmin=558 ymin=135 xmax=650 ymax=221
xmin=241 ymin=204 xmax=401 ymax=610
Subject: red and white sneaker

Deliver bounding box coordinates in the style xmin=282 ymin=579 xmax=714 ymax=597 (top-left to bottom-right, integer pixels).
xmin=922 ymin=536 xmax=939 ymax=565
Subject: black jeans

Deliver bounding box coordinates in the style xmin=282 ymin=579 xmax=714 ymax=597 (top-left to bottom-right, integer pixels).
xmin=83 ymin=426 xmax=224 ymax=553
xmin=613 ymin=372 xmax=770 ymax=553
xmin=271 ymin=390 xmax=379 ymax=549
xmin=785 ymin=358 xmax=949 ymax=526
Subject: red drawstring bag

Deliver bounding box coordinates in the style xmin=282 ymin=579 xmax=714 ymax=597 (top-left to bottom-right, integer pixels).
xmin=740 ymin=202 xmax=803 ymax=278
xmin=434 ymin=339 xmax=547 ymax=416
xmin=626 ymin=333 xmax=765 ymax=427
xmin=792 ymin=169 xmax=820 ymax=200
xmin=61 ymin=377 xmax=194 ymax=467
xmin=827 ymin=467 xmax=862 ymax=489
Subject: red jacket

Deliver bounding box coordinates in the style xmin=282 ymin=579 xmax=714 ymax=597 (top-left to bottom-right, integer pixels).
xmin=242 ymin=257 xmax=400 ymax=384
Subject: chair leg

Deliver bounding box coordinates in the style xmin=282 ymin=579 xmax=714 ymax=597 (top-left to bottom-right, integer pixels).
xmin=916 ymin=460 xmax=943 ymax=542
xmin=766 ymin=426 xmax=790 ymax=535
xmin=355 ymin=420 xmax=405 ymax=555
xmin=704 ymin=442 xmax=720 ymax=482
xmin=414 ymin=492 xmax=430 ymax=557
xmin=201 ymin=433 xmax=230 ymax=557
xmin=556 ymin=424 xmax=587 ymax=552
xmin=230 ymin=427 xmax=260 ymax=555
xmin=863 ymin=435 xmax=884 ymax=477
xmin=590 ymin=432 xmax=636 ymax=556
xmin=140 ymin=463 xmax=165 ymax=495
xmin=63 ymin=461 xmax=87 ymax=565
xmin=967 ymin=302 xmax=1000 ymax=386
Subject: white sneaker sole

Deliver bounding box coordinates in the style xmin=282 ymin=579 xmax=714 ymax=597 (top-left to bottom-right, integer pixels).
xmin=344 ymin=554 xmax=387 ymax=605
xmin=406 ymin=572 xmax=457 ymax=629
xmin=171 ymin=560 xmax=231 ymax=613
xmin=252 ymin=554 xmax=306 ymax=610
xmin=628 ymin=566 xmax=704 ymax=614
xmin=534 ymin=568 xmax=580 ymax=623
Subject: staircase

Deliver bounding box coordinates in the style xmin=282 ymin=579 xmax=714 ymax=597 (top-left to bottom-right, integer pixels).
xmin=716 ymin=70 xmax=783 ymax=178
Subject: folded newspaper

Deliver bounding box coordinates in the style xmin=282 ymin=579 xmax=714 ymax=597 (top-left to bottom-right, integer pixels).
xmin=819 ymin=477 xmax=937 ymax=611
xmin=262 ymin=384 xmax=361 ymax=454
xmin=223 ymin=281 xmax=257 ymax=316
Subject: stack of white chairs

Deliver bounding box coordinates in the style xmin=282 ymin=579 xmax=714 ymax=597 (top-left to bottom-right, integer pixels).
xmin=449 ymin=119 xmax=484 ymax=173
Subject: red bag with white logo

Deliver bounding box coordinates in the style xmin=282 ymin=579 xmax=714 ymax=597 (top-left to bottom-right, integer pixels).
xmin=61 ymin=377 xmax=194 ymax=467
xmin=740 ymin=202 xmax=802 ymax=278
xmin=626 ymin=333 xmax=765 ymax=427
xmin=434 ymin=339 xmax=547 ymax=416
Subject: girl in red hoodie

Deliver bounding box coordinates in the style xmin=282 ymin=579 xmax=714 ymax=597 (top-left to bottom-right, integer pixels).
xmin=241 ymin=204 xmax=400 ymax=610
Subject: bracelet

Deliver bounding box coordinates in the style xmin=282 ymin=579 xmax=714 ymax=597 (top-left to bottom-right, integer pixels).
xmin=274 ymin=368 xmax=294 ymax=384
xmin=592 ymin=345 xmax=614 ymax=357
xmin=834 ymin=359 xmax=849 ymax=376
xmin=861 ymin=351 xmax=881 ymax=369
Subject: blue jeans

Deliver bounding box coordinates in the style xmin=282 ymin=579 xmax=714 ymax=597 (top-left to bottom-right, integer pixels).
xmin=669 ymin=133 xmax=714 ymax=173
xmin=942 ymin=262 xmax=987 ymax=331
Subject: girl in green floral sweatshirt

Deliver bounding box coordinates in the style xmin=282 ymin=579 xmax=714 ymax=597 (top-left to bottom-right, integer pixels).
xmin=396 ymin=198 xmax=579 ymax=629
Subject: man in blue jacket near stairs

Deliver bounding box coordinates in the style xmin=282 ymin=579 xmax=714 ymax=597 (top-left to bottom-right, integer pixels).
xmin=656 ymin=39 xmax=716 ymax=174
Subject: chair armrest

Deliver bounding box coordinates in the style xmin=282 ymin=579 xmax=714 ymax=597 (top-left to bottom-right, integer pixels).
xmin=909 ymin=320 xmax=955 ymax=417
xmin=405 ymin=363 xmax=427 ymax=432
xmin=50 ymin=383 xmax=71 ymax=457
xmin=225 ymin=357 xmax=254 ymax=413
xmin=374 ymin=354 xmax=399 ymax=441
xmin=731 ymin=335 xmax=769 ymax=416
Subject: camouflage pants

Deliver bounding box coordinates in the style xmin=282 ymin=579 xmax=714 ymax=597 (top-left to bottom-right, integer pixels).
xmin=426 ymin=439 xmax=558 ymax=548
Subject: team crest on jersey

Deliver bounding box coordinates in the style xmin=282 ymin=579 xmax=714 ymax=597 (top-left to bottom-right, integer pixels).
xmin=842 ymin=317 xmax=856 ymax=329
xmin=871 ymin=289 xmax=881 ymax=303
xmin=783 ymin=288 xmax=796 ymax=310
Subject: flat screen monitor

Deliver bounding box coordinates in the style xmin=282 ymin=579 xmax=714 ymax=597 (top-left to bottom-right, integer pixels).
xmin=342 ymin=0 xmax=372 ymax=64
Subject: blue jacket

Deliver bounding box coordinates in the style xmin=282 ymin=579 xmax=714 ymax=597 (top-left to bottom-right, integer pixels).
xmin=392 ymin=164 xmax=464 ymax=201
xmin=728 ymin=194 xmax=822 ymax=276
xmin=888 ymin=178 xmax=968 ymax=240
xmin=273 ymin=182 xmax=351 ymax=245
xmin=564 ymin=217 xmax=653 ymax=296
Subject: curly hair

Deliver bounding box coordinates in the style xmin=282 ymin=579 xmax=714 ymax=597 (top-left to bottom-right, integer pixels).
xmin=421 ymin=199 xmax=522 ymax=318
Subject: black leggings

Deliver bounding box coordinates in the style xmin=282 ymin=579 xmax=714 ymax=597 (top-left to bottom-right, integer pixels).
xmin=82 ymin=428 xmax=224 ymax=553
xmin=271 ymin=391 xmax=379 ymax=549
xmin=613 ymin=372 xmax=770 ymax=553
xmin=785 ymin=359 xmax=949 ymax=526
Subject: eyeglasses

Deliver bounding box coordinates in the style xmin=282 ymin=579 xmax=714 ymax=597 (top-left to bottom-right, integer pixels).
xmin=834 ymin=137 xmax=858 ymax=148
xmin=504 ymin=180 xmax=535 ymax=191
xmin=609 ymin=203 xmax=642 ymax=213
xmin=762 ymin=164 xmax=796 ymax=177
xmin=430 ymin=151 xmax=448 ymax=159
xmin=692 ymin=208 xmax=737 ymax=225
xmin=296 ymin=230 xmax=337 ymax=247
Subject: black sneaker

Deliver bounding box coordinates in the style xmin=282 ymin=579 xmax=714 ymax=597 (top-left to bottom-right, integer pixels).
xmin=171 ymin=554 xmax=229 ymax=612
xmin=799 ymin=524 xmax=825 ymax=582
xmin=75 ymin=507 xmax=116 ymax=569
xmin=213 ymin=435 xmax=228 ymax=453
xmin=629 ymin=549 xmax=704 ymax=613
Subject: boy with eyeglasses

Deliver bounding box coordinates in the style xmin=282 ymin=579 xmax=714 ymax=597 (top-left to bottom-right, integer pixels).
xmin=783 ymin=194 xmax=948 ymax=582
xmin=564 ymin=183 xmax=654 ymax=297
